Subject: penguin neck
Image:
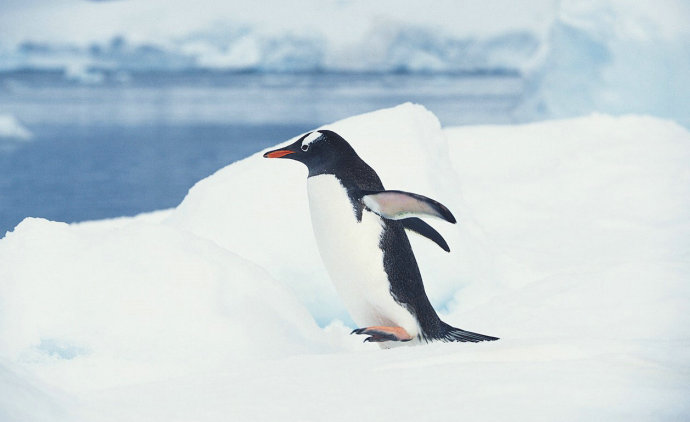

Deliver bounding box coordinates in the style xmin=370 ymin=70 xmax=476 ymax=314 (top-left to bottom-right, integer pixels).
xmin=307 ymin=154 xmax=384 ymax=193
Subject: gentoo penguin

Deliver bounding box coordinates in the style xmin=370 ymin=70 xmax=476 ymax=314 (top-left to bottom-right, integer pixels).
xmin=264 ymin=130 xmax=498 ymax=344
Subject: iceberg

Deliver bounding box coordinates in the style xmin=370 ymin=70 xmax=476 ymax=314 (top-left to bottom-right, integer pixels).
xmin=1 ymin=104 xmax=689 ymax=421
xmin=519 ymin=1 xmax=690 ymax=126
xmin=0 ymin=114 xmax=32 ymax=140
xmin=1 ymin=0 xmax=688 ymax=125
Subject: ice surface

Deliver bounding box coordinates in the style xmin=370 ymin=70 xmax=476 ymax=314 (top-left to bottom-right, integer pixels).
xmin=1 ymin=104 xmax=689 ymax=420
xmin=444 ymin=114 xmax=690 ymax=340
xmin=0 ymin=217 xmax=328 ymax=396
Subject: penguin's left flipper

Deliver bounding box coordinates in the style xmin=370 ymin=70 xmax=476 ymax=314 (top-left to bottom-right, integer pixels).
xmin=361 ymin=190 xmax=456 ymax=224
xmin=401 ymin=217 xmax=451 ymax=252
xmin=351 ymin=326 xmax=413 ymax=343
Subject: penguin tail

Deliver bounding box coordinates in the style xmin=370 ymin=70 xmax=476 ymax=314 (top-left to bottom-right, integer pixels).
xmin=438 ymin=321 xmax=499 ymax=343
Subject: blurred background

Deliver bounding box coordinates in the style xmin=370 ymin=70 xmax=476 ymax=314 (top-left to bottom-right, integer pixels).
xmin=1 ymin=0 xmax=688 ymax=235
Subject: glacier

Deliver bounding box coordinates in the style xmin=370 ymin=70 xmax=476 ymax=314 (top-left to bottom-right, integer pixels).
xmin=0 ymin=104 xmax=688 ymax=421
xmin=1 ymin=0 xmax=688 ymax=124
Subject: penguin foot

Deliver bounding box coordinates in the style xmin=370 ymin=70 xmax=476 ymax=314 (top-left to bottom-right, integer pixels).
xmin=350 ymin=326 xmax=413 ymax=343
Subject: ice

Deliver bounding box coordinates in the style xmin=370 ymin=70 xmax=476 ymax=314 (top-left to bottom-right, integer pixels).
xmin=1 ymin=104 xmax=689 ymax=420
xmin=72 ymin=341 xmax=689 ymax=422
xmin=0 ymin=114 xmax=32 ymax=140
xmin=3 ymin=1 xmax=689 ymax=125
xmin=0 ymin=25 xmax=541 ymax=74
xmin=520 ymin=1 xmax=690 ymax=126
xmin=1 ymin=1 xmax=687 ymax=124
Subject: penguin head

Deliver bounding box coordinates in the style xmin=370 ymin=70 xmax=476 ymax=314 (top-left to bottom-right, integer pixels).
xmin=263 ymin=130 xmax=358 ymax=175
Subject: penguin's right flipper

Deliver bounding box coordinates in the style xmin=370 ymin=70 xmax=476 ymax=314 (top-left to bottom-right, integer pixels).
xmin=401 ymin=217 xmax=451 ymax=252
xmin=361 ymin=190 xmax=456 ymax=223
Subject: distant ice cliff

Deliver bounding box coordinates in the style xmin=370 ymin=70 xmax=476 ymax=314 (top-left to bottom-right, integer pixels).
xmin=0 ymin=0 xmax=688 ymax=125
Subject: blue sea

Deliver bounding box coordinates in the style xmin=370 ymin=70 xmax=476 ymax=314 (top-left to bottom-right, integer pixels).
xmin=0 ymin=71 xmax=524 ymax=235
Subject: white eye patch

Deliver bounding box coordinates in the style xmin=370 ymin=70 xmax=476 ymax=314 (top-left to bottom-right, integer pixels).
xmin=302 ymin=131 xmax=323 ymax=147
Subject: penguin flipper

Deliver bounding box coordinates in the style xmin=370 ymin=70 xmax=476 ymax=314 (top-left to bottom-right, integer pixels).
xmin=361 ymin=190 xmax=456 ymax=224
xmin=401 ymin=217 xmax=451 ymax=252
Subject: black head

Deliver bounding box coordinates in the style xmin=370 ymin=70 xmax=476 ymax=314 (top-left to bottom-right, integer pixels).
xmin=263 ymin=130 xmax=362 ymax=177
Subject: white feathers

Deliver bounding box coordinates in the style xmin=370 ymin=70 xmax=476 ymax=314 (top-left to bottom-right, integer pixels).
xmin=302 ymin=131 xmax=323 ymax=147
xmin=306 ymin=175 xmax=420 ymax=338
xmin=362 ymin=190 xmax=456 ymax=223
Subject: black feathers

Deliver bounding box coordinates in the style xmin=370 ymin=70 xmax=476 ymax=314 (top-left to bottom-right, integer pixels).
xmin=401 ymin=217 xmax=450 ymax=252
xmin=438 ymin=322 xmax=499 ymax=343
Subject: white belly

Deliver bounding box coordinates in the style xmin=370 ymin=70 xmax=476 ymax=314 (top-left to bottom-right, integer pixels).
xmin=307 ymin=175 xmax=419 ymax=338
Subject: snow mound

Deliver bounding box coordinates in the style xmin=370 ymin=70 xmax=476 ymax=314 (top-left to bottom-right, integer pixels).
xmin=167 ymin=103 xmax=492 ymax=324
xmin=1 ymin=104 xmax=689 ymax=420
xmin=0 ymin=217 xmax=327 ymax=394
xmin=0 ymin=114 xmax=32 ymax=140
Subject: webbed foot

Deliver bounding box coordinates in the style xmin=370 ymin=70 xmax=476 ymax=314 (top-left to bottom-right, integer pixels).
xmin=350 ymin=326 xmax=413 ymax=343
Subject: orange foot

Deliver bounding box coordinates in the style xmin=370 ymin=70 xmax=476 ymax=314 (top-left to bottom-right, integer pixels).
xmin=351 ymin=326 xmax=413 ymax=343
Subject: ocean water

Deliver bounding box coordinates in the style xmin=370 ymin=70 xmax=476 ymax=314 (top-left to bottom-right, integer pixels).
xmin=0 ymin=72 xmax=523 ymax=235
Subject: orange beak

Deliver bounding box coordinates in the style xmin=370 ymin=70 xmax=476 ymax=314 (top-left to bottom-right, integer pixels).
xmin=263 ymin=149 xmax=295 ymax=159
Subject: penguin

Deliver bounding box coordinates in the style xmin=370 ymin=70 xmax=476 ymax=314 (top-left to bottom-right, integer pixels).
xmin=264 ymin=130 xmax=498 ymax=345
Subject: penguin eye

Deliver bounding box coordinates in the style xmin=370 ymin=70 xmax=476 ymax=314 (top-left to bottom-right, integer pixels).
xmin=301 ymin=144 xmax=309 ymax=152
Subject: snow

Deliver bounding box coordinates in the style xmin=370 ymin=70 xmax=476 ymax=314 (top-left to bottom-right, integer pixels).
xmin=444 ymin=114 xmax=690 ymax=342
xmin=0 ymin=217 xmax=327 ymax=391
xmin=1 ymin=104 xmax=689 ymax=420
xmin=1 ymin=1 xmax=688 ymax=124
xmin=0 ymin=114 xmax=32 ymax=140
